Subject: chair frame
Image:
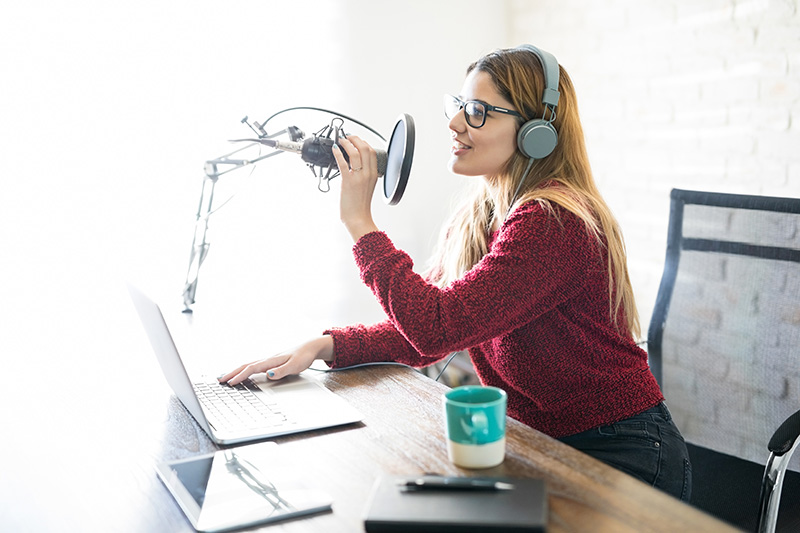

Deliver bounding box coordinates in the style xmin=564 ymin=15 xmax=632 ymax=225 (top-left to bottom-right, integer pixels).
xmin=647 ymin=188 xmax=800 ymax=533
xmin=759 ymin=410 xmax=800 ymax=532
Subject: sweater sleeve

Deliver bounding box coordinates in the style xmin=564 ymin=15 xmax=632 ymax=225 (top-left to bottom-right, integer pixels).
xmin=324 ymin=319 xmax=445 ymax=369
xmin=354 ymin=202 xmax=604 ymax=356
xmin=330 ymin=201 xmax=601 ymax=364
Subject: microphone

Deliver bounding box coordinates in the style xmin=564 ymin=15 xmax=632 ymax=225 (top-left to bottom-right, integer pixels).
xmin=236 ymin=114 xmax=415 ymax=205
xmin=260 ymin=137 xmax=390 ymax=177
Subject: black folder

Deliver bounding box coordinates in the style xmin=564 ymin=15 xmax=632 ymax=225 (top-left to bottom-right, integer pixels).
xmin=363 ymin=476 xmax=547 ymax=532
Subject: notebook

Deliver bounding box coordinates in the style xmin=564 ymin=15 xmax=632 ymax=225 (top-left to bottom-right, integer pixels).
xmin=127 ymin=284 xmax=363 ymax=445
xmin=363 ymin=475 xmax=547 ymax=532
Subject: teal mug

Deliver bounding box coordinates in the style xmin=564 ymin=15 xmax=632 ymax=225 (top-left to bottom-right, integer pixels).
xmin=443 ymin=386 xmax=507 ymax=468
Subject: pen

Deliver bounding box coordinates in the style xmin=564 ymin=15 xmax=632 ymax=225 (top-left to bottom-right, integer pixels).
xmin=399 ymin=476 xmax=515 ymax=492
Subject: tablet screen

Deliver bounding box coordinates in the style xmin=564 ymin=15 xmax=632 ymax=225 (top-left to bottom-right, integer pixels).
xmin=170 ymin=455 xmax=213 ymax=506
xmin=156 ymin=443 xmax=332 ymax=532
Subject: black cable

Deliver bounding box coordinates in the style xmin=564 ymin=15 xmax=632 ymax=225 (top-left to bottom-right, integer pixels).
xmin=259 ymin=106 xmax=387 ymax=143
xmin=307 ymin=351 xmax=461 ymax=383
xmin=307 ymin=361 xmax=414 ymax=373
xmin=433 ymin=351 xmax=460 ymax=382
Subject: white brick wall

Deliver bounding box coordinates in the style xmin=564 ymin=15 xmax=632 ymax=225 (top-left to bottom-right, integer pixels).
xmin=510 ymin=0 xmax=800 ymax=466
xmin=509 ymin=0 xmax=800 ymax=328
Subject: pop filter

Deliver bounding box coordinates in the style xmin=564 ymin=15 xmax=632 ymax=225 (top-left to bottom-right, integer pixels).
xmin=382 ymin=113 xmax=415 ymax=205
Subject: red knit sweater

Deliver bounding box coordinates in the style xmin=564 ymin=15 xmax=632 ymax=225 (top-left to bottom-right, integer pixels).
xmin=326 ymin=200 xmax=663 ymax=438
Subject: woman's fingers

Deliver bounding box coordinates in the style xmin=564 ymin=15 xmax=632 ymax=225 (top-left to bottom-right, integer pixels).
xmin=218 ymin=336 xmax=333 ymax=385
xmin=333 ymin=135 xmax=380 ymax=240
xmin=217 ymin=363 xmax=250 ymax=383
xmin=332 ymin=137 xmax=353 ymax=174
xmin=218 ymin=354 xmax=291 ymax=386
xmin=265 ymin=356 xmax=306 ymax=381
xmin=334 ymin=135 xmax=377 ymax=175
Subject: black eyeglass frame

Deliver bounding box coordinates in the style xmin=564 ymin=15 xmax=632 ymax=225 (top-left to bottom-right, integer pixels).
xmin=444 ymin=94 xmax=524 ymax=128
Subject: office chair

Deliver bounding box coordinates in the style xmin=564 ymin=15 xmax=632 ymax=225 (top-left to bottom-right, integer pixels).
xmin=647 ymin=189 xmax=800 ymax=533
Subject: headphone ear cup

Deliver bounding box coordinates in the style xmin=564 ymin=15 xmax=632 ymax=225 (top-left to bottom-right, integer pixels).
xmin=517 ymin=119 xmax=558 ymax=159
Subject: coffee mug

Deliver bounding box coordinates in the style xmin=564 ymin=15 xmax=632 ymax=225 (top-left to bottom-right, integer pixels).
xmin=443 ymin=385 xmax=507 ymax=469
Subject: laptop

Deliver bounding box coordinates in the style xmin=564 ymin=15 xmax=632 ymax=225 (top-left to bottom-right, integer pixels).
xmin=127 ymin=284 xmax=363 ymax=445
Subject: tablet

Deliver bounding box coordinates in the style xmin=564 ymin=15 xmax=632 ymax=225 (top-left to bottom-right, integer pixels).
xmin=155 ymin=442 xmax=332 ymax=532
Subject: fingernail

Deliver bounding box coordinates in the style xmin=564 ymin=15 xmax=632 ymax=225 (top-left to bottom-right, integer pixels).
xmin=267 ymin=370 xmax=275 ymax=378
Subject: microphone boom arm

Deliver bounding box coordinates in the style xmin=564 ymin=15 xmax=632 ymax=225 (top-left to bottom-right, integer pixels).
xmin=182 ymin=137 xmax=286 ymax=313
xmin=181 ymin=109 xmax=411 ymax=312
xmin=181 ymin=121 xmax=352 ymax=313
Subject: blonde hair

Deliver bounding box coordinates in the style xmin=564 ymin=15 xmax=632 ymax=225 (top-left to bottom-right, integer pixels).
xmin=428 ymin=47 xmax=640 ymax=339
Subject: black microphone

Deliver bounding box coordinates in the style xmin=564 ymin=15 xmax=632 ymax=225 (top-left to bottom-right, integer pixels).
xmin=261 ymin=137 xmax=390 ymax=176
xmin=238 ymin=114 xmax=415 ymax=205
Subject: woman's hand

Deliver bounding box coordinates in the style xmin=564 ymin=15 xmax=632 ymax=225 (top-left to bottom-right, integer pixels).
xmin=218 ymin=335 xmax=335 ymax=385
xmin=332 ymin=134 xmax=380 ymax=242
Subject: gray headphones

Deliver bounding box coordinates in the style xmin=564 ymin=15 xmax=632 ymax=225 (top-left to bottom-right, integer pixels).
xmin=514 ymin=45 xmax=560 ymax=160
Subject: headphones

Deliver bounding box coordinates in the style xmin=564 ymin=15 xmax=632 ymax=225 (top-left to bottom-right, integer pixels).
xmin=514 ymin=45 xmax=560 ymax=160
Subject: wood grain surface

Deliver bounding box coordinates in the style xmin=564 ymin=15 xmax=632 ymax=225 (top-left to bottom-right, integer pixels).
xmin=1 ymin=362 xmax=737 ymax=532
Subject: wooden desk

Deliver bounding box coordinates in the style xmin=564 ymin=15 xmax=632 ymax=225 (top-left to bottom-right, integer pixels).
xmin=1 ymin=356 xmax=737 ymax=532
xmin=276 ymin=366 xmax=738 ymax=533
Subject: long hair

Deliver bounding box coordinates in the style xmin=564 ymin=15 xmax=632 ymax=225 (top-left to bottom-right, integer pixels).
xmin=428 ymin=46 xmax=641 ymax=339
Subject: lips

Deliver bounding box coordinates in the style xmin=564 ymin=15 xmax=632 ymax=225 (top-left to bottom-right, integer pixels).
xmin=451 ymin=139 xmax=471 ymax=154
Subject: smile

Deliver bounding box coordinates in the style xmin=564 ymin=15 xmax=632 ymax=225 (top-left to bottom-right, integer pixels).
xmin=451 ymin=139 xmax=471 ymax=154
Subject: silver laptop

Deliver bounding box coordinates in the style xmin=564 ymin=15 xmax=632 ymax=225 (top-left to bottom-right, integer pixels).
xmin=127 ymin=284 xmax=363 ymax=445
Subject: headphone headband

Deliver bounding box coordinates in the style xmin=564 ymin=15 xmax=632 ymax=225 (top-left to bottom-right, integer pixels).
xmin=515 ymin=44 xmax=560 ymax=109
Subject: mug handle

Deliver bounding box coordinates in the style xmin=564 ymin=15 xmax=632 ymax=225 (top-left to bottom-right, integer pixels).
xmin=464 ymin=411 xmax=488 ymax=437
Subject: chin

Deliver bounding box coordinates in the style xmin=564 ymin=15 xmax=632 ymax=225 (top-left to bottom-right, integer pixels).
xmin=448 ymin=159 xmax=480 ymax=177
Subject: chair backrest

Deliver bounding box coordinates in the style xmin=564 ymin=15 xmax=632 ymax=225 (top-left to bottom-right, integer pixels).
xmin=648 ymin=189 xmax=800 ymax=472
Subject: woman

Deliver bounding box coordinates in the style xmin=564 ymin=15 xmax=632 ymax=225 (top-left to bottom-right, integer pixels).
xmin=221 ymin=45 xmax=692 ymax=501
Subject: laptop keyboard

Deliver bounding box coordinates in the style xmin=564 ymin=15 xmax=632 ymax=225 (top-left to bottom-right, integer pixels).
xmin=194 ymin=379 xmax=293 ymax=432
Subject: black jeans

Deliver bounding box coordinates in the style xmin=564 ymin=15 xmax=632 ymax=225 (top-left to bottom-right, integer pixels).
xmin=558 ymin=403 xmax=692 ymax=502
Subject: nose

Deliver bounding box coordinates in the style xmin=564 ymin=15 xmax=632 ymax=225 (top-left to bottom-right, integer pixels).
xmin=448 ymin=107 xmax=467 ymax=133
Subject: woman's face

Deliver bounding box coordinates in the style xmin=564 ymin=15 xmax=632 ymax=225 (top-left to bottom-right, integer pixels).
xmin=447 ymin=69 xmax=520 ymax=179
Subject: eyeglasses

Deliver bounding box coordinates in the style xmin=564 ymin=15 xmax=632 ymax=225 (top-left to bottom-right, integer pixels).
xmin=443 ymin=94 xmax=523 ymax=128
